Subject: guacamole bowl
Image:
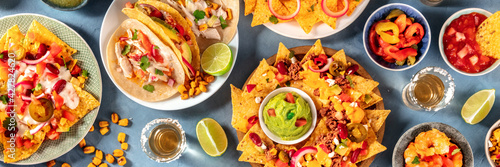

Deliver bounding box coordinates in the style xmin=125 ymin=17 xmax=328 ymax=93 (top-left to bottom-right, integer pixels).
xmin=259 ymin=87 xmax=317 ymax=145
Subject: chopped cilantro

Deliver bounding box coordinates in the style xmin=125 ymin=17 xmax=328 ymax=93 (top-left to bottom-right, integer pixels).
xmin=411 ymin=156 xmax=420 ymax=164
xmin=193 ymin=10 xmax=206 ymax=22
xmin=32 ymin=83 xmax=42 ymax=92
xmin=285 ymin=81 xmax=290 ymax=87
xmin=2 ymin=118 xmax=15 ymax=130
xmin=121 ymin=45 xmax=131 ymax=55
xmin=82 ymin=69 xmax=89 ymax=77
xmin=452 ymin=148 xmax=461 ymax=155
xmin=289 ymin=50 xmax=295 ymax=58
xmin=219 ymin=16 xmax=228 ymax=29
xmin=0 ymin=53 xmax=3 ymax=59
xmin=132 ymin=29 xmax=138 ymax=40
xmin=139 ymin=56 xmax=150 ymax=71
xmin=266 ymin=78 xmax=269 ymax=83
xmin=308 ymin=4 xmax=315 ymax=12
xmin=0 ymin=95 xmax=7 ymax=104
xmin=269 ymin=16 xmax=279 ymax=24
xmin=275 ymin=84 xmax=281 ymax=89
xmin=154 ymin=45 xmax=159 ymax=50
xmin=346 ymin=75 xmax=354 ymax=88
xmin=155 ymin=69 xmax=164 ymax=76
xmin=143 ymin=84 xmax=155 ymax=92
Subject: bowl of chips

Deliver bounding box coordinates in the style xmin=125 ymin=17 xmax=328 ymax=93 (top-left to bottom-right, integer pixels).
xmin=363 ymin=3 xmax=431 ymax=71
xmin=258 ymin=87 xmax=317 ymax=145
xmin=438 ymin=8 xmax=500 ymax=76
xmin=485 ymin=119 xmax=500 ymax=166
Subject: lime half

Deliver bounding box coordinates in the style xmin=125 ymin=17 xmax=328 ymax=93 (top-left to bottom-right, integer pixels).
xmin=196 ymin=118 xmax=228 ymax=157
xmin=461 ymin=89 xmax=496 ymax=124
xmin=201 ymin=43 xmax=233 ymax=76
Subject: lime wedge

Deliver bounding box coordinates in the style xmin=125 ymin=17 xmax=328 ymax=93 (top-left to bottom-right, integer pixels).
xmin=201 ymin=43 xmax=233 ymax=76
xmin=461 ymin=89 xmax=496 ymax=124
xmin=196 ymin=118 xmax=228 ymax=157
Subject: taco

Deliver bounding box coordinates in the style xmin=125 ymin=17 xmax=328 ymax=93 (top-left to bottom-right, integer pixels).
xmin=106 ymin=19 xmax=185 ymax=102
xmin=122 ymin=1 xmax=200 ymax=79
xmin=138 ymin=0 xmax=239 ymax=51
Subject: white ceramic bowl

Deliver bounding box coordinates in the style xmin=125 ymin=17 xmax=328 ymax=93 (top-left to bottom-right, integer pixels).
xmin=438 ymin=8 xmax=500 ymax=76
xmin=485 ymin=119 xmax=500 ymax=166
xmin=258 ymin=87 xmax=317 ymax=145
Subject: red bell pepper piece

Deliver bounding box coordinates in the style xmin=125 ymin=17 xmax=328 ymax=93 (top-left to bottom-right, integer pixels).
xmin=70 ymin=64 xmax=82 ymax=76
xmin=394 ymin=14 xmax=407 ymax=32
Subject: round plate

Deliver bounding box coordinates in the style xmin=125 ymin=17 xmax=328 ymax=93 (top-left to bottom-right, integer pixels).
xmin=263 ymin=0 xmax=370 ymax=39
xmin=99 ymin=0 xmax=239 ymax=111
xmin=0 ymin=13 xmax=102 ymax=165
xmin=237 ymin=46 xmax=385 ymax=167
xmin=392 ymin=122 xmax=473 ymax=167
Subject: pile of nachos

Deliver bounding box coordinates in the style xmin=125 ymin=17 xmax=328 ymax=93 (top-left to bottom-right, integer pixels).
xmin=0 ymin=20 xmax=99 ymax=163
xmin=231 ymin=40 xmax=390 ymax=167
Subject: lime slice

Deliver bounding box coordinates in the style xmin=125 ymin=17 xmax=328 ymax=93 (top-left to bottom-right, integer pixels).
xmin=201 ymin=43 xmax=233 ymax=76
xmin=196 ymin=118 xmax=228 ymax=157
xmin=461 ymin=89 xmax=496 ymax=124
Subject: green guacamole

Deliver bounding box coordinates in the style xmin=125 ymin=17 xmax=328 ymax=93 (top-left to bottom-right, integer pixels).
xmin=263 ymin=92 xmax=312 ymax=140
xmin=47 ymin=0 xmax=83 ymax=8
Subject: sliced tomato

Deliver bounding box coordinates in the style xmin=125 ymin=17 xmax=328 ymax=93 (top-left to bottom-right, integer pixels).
xmin=52 ymin=91 xmax=64 ymax=110
xmin=285 ymin=93 xmax=295 ymax=103
xmin=295 ymin=119 xmax=307 ymax=127
xmin=70 ymin=64 xmax=81 ymax=76
xmin=23 ymin=139 xmax=33 ymax=148
xmin=275 ymin=159 xmax=289 ymax=167
xmin=150 ymin=9 xmax=163 ymax=19
xmin=175 ymin=25 xmax=185 ymax=36
xmin=47 ymin=129 xmax=60 ymax=140
xmin=63 ymin=110 xmax=76 ymax=122
xmin=275 ymin=72 xmax=284 ymax=82
xmin=447 ymin=145 xmax=458 ymax=157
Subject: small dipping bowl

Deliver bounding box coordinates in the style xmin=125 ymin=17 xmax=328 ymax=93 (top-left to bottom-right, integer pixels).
xmin=259 ymin=87 xmax=317 ymax=145
xmin=485 ymin=119 xmax=500 ymax=166
xmin=41 ymin=0 xmax=88 ymax=11
xmin=141 ymin=118 xmax=187 ymax=163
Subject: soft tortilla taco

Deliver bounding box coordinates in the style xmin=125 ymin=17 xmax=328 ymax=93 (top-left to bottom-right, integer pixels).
xmin=139 ymin=0 xmax=240 ymax=51
xmin=122 ymin=1 xmax=200 ymax=79
xmin=107 ymin=19 xmax=185 ymax=102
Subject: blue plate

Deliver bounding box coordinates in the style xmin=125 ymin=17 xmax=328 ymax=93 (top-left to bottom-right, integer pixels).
xmin=363 ymin=3 xmax=431 ymax=71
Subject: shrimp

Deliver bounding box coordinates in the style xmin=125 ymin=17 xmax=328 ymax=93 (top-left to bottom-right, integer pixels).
xmin=414 ymin=129 xmax=451 ymax=157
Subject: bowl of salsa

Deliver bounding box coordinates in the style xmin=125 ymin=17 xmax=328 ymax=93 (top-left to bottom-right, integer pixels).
xmin=439 ymin=8 xmax=500 ymax=76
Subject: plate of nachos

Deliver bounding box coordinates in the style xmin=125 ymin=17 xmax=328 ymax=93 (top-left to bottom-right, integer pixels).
xmin=245 ymin=0 xmax=370 ymax=39
xmin=231 ymin=40 xmax=389 ymax=166
xmin=0 ymin=13 xmax=101 ymax=164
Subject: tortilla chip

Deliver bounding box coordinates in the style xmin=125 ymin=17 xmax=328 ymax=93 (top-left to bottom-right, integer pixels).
xmin=251 ymin=0 xmax=290 ymax=26
xmin=315 ymin=0 xmax=338 ymax=29
xmin=356 ymin=127 xmax=386 ymax=163
xmin=25 ymin=20 xmax=76 ymax=61
xmin=290 ymin=80 xmax=324 ymax=109
xmin=244 ymin=0 xmax=257 ymax=15
xmin=1 ymin=25 xmax=24 ymax=51
xmin=364 ymin=110 xmax=390 ymax=132
xmin=246 ymin=59 xmax=281 ymax=97
xmin=2 ymin=125 xmax=49 ymax=163
xmin=304 ymin=117 xmax=329 ymax=146
xmin=331 ymin=49 xmax=347 ymax=67
xmin=360 ymin=92 xmax=382 ymax=109
xmin=294 ymin=0 xmax=319 ymax=34
xmin=476 ymin=11 xmax=500 ymax=59
xmin=57 ymin=82 xmax=100 ymax=130
xmin=231 ymin=85 xmax=257 ymax=132
xmin=264 ymin=160 xmax=277 ymax=167
xmin=301 ymin=39 xmax=325 ymax=64
xmin=237 ymin=124 xmax=274 ymax=164
xmin=274 ymin=42 xmax=291 ymax=66
xmin=347 ymin=0 xmax=362 ymax=16
xmin=350 ymin=75 xmax=379 ymax=94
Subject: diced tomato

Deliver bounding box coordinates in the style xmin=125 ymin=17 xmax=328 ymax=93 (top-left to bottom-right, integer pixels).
xmin=151 ymin=45 xmax=164 ymax=63
xmin=19 ymin=101 xmax=29 ymax=114
xmin=54 ymin=57 xmax=65 ymax=66
xmin=125 ymin=2 xmax=134 ymax=8
xmin=361 ymin=141 xmax=368 ymax=150
xmin=70 ymin=64 xmax=81 ymax=76
xmin=295 ymin=119 xmax=307 ymax=127
xmin=46 ymin=72 xmax=59 ymax=81
xmin=422 ymin=156 xmax=433 ymax=162
xmin=267 ymin=109 xmax=276 ymax=117
xmin=137 ymin=31 xmax=153 ymax=54
xmin=50 ymin=118 xmax=59 ymax=130
xmin=246 ymin=84 xmax=256 ymax=93
xmin=285 ymin=93 xmax=295 ymax=103
xmin=275 ymin=72 xmax=284 ymax=82
xmin=150 ymin=9 xmax=163 ymax=19
xmin=338 ymin=93 xmax=351 ymax=102
xmin=47 ymin=129 xmax=60 ymax=140
xmin=52 ymin=91 xmax=64 ymax=110
xmin=49 ymin=43 xmax=62 ymax=58
xmin=431 ymin=155 xmax=443 ymax=166
xmin=36 ymin=62 xmax=46 ymax=76
xmin=442 ymin=156 xmax=454 ymax=167
xmin=359 ymin=149 xmax=368 ymax=156
xmin=319 ymin=144 xmax=330 ymax=153
xmin=175 ymin=25 xmax=185 ymax=36
xmin=63 ymin=110 xmax=76 ymax=122
xmin=275 ymin=159 xmax=289 ymax=167
xmin=23 ymin=139 xmax=33 ymax=148
xmin=15 ymin=136 xmax=23 ymax=148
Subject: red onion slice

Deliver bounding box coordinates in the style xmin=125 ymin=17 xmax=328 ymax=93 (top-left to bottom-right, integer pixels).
xmin=181 ymin=56 xmax=196 ymax=77
xmin=268 ymin=0 xmax=301 ymax=20
xmin=308 ymin=58 xmax=333 ymax=73
xmin=119 ymin=37 xmax=129 ymax=41
xmin=322 ymin=0 xmax=349 ymax=18
xmin=21 ymin=93 xmax=45 ymax=102
xmin=291 ymin=146 xmax=318 ymax=167
xmin=22 ymin=51 xmax=51 ymax=65
xmin=30 ymin=122 xmax=47 ymax=135
xmin=15 ymin=81 xmax=34 ymax=89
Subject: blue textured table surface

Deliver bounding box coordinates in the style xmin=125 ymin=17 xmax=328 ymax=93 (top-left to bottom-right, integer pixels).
xmin=1 ymin=0 xmax=499 ymax=166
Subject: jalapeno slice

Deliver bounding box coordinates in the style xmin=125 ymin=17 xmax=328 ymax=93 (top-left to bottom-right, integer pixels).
xmin=29 ymin=98 xmax=54 ymax=122
xmin=347 ymin=123 xmax=367 ymax=143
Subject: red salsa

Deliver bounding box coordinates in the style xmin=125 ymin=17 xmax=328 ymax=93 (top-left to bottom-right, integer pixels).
xmin=443 ymin=12 xmax=496 ymax=73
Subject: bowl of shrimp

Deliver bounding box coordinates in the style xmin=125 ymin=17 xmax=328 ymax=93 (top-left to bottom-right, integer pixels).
xmin=393 ymin=122 xmax=473 ymax=166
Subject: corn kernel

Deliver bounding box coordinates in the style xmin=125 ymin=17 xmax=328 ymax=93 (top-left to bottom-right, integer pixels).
xmin=100 ymin=127 xmax=109 ymax=135
xmin=199 ymin=24 xmax=208 ymax=31
xmin=106 ymin=154 xmax=115 ymax=164
xmin=117 ymin=156 xmax=127 ymax=166
xmin=121 ymin=142 xmax=129 ymax=150
xmin=118 ymin=132 xmax=126 ymax=143
xmin=96 ymin=150 xmax=103 ymax=159
xmin=88 ymin=163 xmax=96 ymax=167
xmin=211 ymin=3 xmax=219 ymax=10
xmin=178 ymin=84 xmax=187 ymax=93
xmin=62 ymin=163 xmax=71 ymax=167
xmin=111 ymin=113 xmax=119 ymax=124
xmin=305 ymin=153 xmax=312 ymax=161
xmin=92 ymin=157 xmax=102 ymax=165
xmin=205 ymin=8 xmax=212 ymax=17
xmin=99 ymin=121 xmax=109 ymax=128
xmin=189 ymin=88 xmax=195 ymax=96
xmin=226 ymin=8 xmax=233 ymax=20
xmin=190 ymin=81 xmax=197 ymax=89
xmin=203 ymin=75 xmax=215 ymax=83
xmin=490 ymin=147 xmax=496 ymax=152
xmin=113 ymin=149 xmax=124 ymax=157
xmin=89 ymin=125 xmax=94 ymax=132
xmin=46 ymin=160 xmax=56 ymax=167
xmin=181 ymin=93 xmax=189 ymax=100
xmin=83 ymin=146 xmax=95 ymax=154
xmin=118 ymin=119 xmax=129 ymax=127
xmin=195 ymin=88 xmax=201 ymax=96
xmin=200 ymin=84 xmax=207 ymax=92
xmin=99 ymin=163 xmax=108 ymax=167
xmin=199 ymin=81 xmax=208 ymax=86
xmin=79 ymin=139 xmax=86 ymax=148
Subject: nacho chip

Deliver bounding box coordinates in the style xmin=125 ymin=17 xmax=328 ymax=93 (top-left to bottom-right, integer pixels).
xmin=244 ymin=0 xmax=257 ymax=15
xmin=56 ymin=82 xmax=100 ymax=131
xmin=360 ymin=92 xmax=382 ymax=109
xmin=25 ymin=20 xmax=77 ymax=61
xmin=293 ymin=0 xmax=319 ymax=34
xmin=356 ymin=126 xmax=387 ymax=163
xmin=1 ymin=25 xmax=24 ymax=51
xmin=331 ymin=49 xmax=347 ymax=67
xmin=301 ymin=39 xmax=325 ymax=64
xmin=2 ymin=125 xmax=49 ymax=163
xmin=476 ymin=11 xmax=500 ymax=59
xmin=231 ymin=85 xmax=258 ymax=132
xmin=237 ymin=124 xmax=274 ymax=164
xmin=315 ymin=0 xmax=339 ymax=29
xmin=350 ymin=75 xmax=379 ymax=94
xmin=303 ymin=117 xmax=329 ymax=147
xmin=364 ymin=110 xmax=390 ymax=132
xmin=274 ymin=42 xmax=291 ymax=66
xmin=347 ymin=0 xmax=362 ymax=16
xmin=251 ymin=0 xmax=290 ymax=26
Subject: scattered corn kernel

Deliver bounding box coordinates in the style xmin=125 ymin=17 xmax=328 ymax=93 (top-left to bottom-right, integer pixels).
xmin=195 ymin=88 xmax=201 ymax=96
xmin=92 ymin=157 xmax=102 ymax=165
xmin=200 ymin=84 xmax=207 ymax=92
xmin=200 ymin=81 xmax=208 ymax=86
xmin=96 ymin=150 xmax=103 ymax=160
xmin=62 ymin=163 xmax=71 ymax=167
xmin=46 ymin=160 xmax=56 ymax=167
xmin=118 ymin=119 xmax=129 ymax=126
xmin=226 ymin=8 xmax=233 ymax=20
xmin=190 ymin=81 xmax=198 ymax=88
xmin=121 ymin=142 xmax=129 ymax=150
xmin=188 ymin=88 xmax=194 ymax=96
xmin=99 ymin=163 xmax=108 ymax=167
xmin=203 ymin=75 xmax=215 ymax=83
xmin=211 ymin=3 xmax=219 ymax=10
xmin=118 ymin=132 xmax=126 ymax=143
xmin=117 ymin=157 xmax=127 ymax=166
xmin=199 ymin=24 xmax=208 ymax=31
xmin=106 ymin=154 xmax=115 ymax=164
xmin=100 ymin=127 xmax=110 ymax=135
xmin=79 ymin=139 xmax=86 ymax=148
xmin=83 ymin=146 xmax=96 ymax=154
xmin=87 ymin=163 xmax=96 ymax=167
xmin=99 ymin=121 xmax=109 ymax=128
xmin=181 ymin=93 xmax=189 ymax=100
xmin=178 ymin=84 xmax=187 ymax=93
xmin=89 ymin=125 xmax=94 ymax=132
xmin=111 ymin=112 xmax=119 ymax=124
xmin=113 ymin=149 xmax=124 ymax=157
xmin=205 ymin=8 xmax=212 ymax=17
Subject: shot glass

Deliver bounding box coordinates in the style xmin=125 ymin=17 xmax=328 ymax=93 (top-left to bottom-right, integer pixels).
xmin=402 ymin=66 xmax=455 ymax=111
xmin=141 ymin=118 xmax=186 ymax=163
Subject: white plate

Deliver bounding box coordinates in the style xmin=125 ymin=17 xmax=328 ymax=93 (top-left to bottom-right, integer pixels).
xmin=99 ymin=0 xmax=238 ymax=111
xmin=263 ymin=0 xmax=370 ymax=39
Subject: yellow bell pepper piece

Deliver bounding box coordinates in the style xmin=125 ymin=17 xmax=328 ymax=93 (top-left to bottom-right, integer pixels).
xmin=375 ymin=22 xmax=400 ymax=44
